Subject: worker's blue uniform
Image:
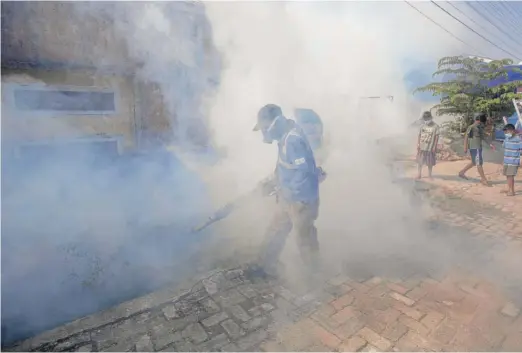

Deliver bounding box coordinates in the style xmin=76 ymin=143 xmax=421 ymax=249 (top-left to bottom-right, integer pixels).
xmin=294 ymin=108 xmax=327 ymax=166
xmin=259 ymin=120 xmax=321 ymax=272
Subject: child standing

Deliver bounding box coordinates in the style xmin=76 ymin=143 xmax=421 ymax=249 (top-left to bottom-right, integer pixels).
xmin=458 ymin=113 xmax=496 ymax=186
xmin=416 ymin=111 xmax=440 ymax=179
xmin=502 ymin=124 xmax=522 ymax=196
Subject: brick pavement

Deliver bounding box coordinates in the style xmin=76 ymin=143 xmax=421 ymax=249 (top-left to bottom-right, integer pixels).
xmin=7 ymin=264 xmax=521 ymax=352
xmin=410 ymin=160 xmax=522 ymax=240
xmin=5 ymin=162 xmax=522 ymax=352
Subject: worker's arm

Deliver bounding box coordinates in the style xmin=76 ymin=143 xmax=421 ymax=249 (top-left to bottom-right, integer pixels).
xmin=484 ymin=124 xmax=496 ymax=150
xmin=463 ymin=126 xmax=470 ymax=153
xmin=417 ymin=128 xmax=421 ymax=151
xmin=432 ymin=126 xmax=440 ymax=152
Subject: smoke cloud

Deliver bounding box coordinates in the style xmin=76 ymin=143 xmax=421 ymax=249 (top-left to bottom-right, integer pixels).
xmin=3 ymin=0 xmax=522 ymax=347
xmin=199 ymin=1 xmax=522 ymax=297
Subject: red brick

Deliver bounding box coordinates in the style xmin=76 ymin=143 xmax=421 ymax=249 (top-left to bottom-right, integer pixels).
xmin=339 ymin=336 xmax=367 ymax=352
xmin=474 ymin=281 xmax=505 ymax=302
xmin=415 ymin=298 xmax=451 ymax=316
xmin=389 ymin=292 xmax=415 ymax=306
xmin=500 ymin=302 xmax=520 ymax=318
xmin=425 ymin=283 xmax=466 ymax=303
xmin=332 ymin=306 xmax=362 ymax=326
xmin=502 ymin=332 xmax=522 ymax=351
xmin=395 ymin=331 xmax=430 ymax=351
xmin=333 ymin=315 xmax=366 ymax=338
xmin=458 ymin=284 xmax=490 ymax=299
xmin=451 ymin=324 xmax=494 ymax=351
xmin=277 ymin=319 xmax=317 ymax=351
xmin=356 ymin=327 xmax=392 ymax=351
xmin=331 ymin=293 xmax=355 ymax=311
xmin=352 ymin=294 xmax=392 ymax=313
xmin=512 ymin=314 xmax=522 ymax=332
xmin=446 ymin=295 xmax=479 ymax=324
xmin=360 ymin=344 xmax=379 ymax=352
xmin=367 ymin=283 xmax=391 ymax=298
xmin=310 ymin=321 xmax=342 ymax=350
xmin=392 ymin=301 xmax=425 ymax=321
xmin=302 ymin=343 xmax=331 ymax=352
xmin=381 ymin=321 xmax=408 ymax=342
xmin=420 ymin=311 xmax=444 ymax=330
xmin=313 ymin=303 xmax=336 ymax=319
xmin=311 ymin=304 xmax=338 ymax=331
xmin=387 ymin=283 xmax=408 ymax=295
xmin=365 ymin=308 xmax=401 ymax=334
xmin=406 ymin=286 xmax=429 ymax=301
xmin=398 ymin=314 xmax=430 ymax=336
xmin=401 ymin=276 xmax=423 ymax=290
xmin=470 ymin=310 xmax=512 ymax=348
xmin=431 ymin=318 xmax=460 ymax=344
xmin=348 ymin=281 xmax=371 ymax=294
xmin=364 ymin=277 xmax=383 ymax=288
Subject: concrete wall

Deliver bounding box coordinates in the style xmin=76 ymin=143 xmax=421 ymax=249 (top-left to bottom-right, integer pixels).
xmin=1 ymin=1 xmax=132 ymax=70
xmin=1 ymin=68 xmax=137 ymax=153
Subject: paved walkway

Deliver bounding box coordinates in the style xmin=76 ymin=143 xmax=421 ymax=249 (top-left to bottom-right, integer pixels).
xmin=5 ymin=162 xmax=522 ymax=352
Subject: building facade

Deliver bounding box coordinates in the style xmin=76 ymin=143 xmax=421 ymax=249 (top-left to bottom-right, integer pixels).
xmin=1 ymin=1 xmax=220 ymax=160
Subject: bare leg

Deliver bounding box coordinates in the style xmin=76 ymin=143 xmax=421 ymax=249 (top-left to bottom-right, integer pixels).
xmin=428 ymin=165 xmax=433 ymax=179
xmin=458 ymin=162 xmax=474 ymax=179
xmin=417 ymin=164 xmax=423 ymax=179
xmin=477 ymin=165 xmax=491 ymax=186
xmin=507 ymin=176 xmax=515 ymax=196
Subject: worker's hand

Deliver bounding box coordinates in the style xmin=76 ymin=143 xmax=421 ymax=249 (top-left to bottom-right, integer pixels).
xmin=464 ymin=148 xmax=468 ymax=154
xmin=489 ymin=143 xmax=496 ymax=151
xmin=317 ymin=167 xmax=327 ymax=183
xmin=259 ymin=178 xmax=277 ymax=197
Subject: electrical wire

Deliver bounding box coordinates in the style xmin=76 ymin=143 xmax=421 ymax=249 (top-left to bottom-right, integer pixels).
xmin=430 ymin=0 xmax=522 ymax=61
xmin=444 ymin=1 xmax=522 ymax=58
xmin=495 ymin=1 xmax=522 ymax=38
xmin=467 ymin=1 xmax=522 ymax=52
xmin=403 ymin=1 xmax=483 ymax=56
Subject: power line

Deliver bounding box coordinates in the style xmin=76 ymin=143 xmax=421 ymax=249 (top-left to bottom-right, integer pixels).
xmin=430 ymin=0 xmax=522 ymax=61
xmin=403 ymin=1 xmax=482 ymax=56
xmin=498 ymin=0 xmax=522 ymax=37
xmin=496 ymin=1 xmax=522 ymax=38
xmin=444 ymin=1 xmax=522 ymax=57
xmin=467 ymin=1 xmax=522 ymax=52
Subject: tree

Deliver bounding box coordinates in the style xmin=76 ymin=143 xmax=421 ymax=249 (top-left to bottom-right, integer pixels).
xmin=414 ymin=56 xmax=522 ymax=130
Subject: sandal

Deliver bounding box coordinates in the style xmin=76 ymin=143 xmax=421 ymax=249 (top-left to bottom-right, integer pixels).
xmin=458 ymin=173 xmax=469 ymax=180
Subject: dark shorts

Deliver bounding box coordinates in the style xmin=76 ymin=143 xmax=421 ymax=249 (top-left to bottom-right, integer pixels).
xmin=469 ymin=148 xmax=483 ymax=166
xmin=417 ymin=150 xmax=436 ymax=167
xmin=503 ymin=164 xmax=519 ymax=177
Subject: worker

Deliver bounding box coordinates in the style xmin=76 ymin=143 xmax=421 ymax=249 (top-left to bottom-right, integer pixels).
xmin=253 ymin=104 xmax=322 ymax=278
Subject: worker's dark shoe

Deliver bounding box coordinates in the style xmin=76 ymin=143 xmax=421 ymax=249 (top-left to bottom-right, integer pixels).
xmin=243 ymin=263 xmax=277 ymax=281
xmin=244 ymin=260 xmax=287 ymax=281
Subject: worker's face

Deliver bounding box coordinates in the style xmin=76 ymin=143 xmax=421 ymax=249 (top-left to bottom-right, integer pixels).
xmin=261 ymin=128 xmax=273 ymax=144
xmin=260 ymin=116 xmax=282 ymax=144
xmin=423 ymin=117 xmax=433 ymax=125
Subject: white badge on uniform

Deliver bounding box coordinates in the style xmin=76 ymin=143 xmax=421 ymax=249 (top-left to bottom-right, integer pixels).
xmin=294 ymin=158 xmax=305 ymax=166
